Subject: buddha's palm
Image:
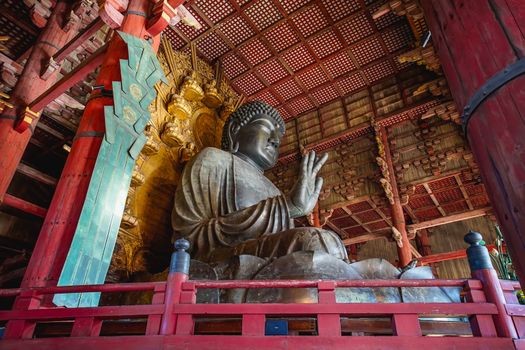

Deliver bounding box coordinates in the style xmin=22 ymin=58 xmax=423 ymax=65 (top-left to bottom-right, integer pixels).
xmin=286 ymin=151 xmax=328 ymax=218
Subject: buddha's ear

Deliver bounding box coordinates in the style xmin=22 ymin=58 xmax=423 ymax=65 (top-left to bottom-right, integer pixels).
xmin=227 ymin=121 xmax=240 ymax=153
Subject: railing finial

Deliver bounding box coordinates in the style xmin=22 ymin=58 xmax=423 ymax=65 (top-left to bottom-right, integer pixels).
xmin=170 ymin=239 xmax=190 ymax=274
xmin=465 ymin=230 xmax=493 ymax=271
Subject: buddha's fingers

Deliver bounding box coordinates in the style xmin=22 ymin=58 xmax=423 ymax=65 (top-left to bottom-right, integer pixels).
xmin=301 ymin=151 xmax=309 ymax=175
xmin=313 ymin=177 xmax=323 ymax=201
xmin=307 ymin=150 xmax=316 ymax=174
xmin=312 ymin=153 xmax=328 ymax=177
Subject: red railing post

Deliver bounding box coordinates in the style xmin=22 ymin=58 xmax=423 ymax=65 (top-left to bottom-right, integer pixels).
xmin=465 ymin=231 xmax=518 ymax=338
xmin=3 ymin=290 xmax=41 ymax=339
xmin=160 ymin=239 xmax=190 ymax=335
xmin=317 ymin=281 xmax=340 ymax=336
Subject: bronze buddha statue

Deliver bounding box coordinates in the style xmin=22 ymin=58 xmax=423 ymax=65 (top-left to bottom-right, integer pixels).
xmin=170 ymin=101 xmax=460 ymax=304
xmin=172 ymin=101 xmax=347 ymax=263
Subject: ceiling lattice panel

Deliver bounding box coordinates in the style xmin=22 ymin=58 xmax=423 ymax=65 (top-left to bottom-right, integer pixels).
xmin=168 ymin=0 xmax=415 ymax=118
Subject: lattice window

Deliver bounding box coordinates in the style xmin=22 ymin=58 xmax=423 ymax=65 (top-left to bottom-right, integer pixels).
xmin=307 ymin=30 xmax=343 ymax=59
xmin=323 ymin=51 xmax=356 ymax=78
xmin=336 ymin=72 xmax=366 ymax=95
xmin=264 ymin=22 xmax=300 ymax=52
xmin=351 ymin=37 xmax=385 ymax=66
xmin=274 ymin=79 xmax=304 ymax=101
xmin=256 ymin=59 xmax=290 ymax=84
xmin=282 ymin=44 xmax=316 ymax=72
xmin=218 ymin=15 xmax=255 ymax=47
xmin=280 ymin=0 xmax=310 ymax=14
xmin=221 ymin=53 xmax=249 ymax=79
xmin=245 ymin=0 xmax=283 ymax=31
xmin=382 ymin=23 xmax=413 ymax=53
xmin=196 ymin=32 xmax=230 ymax=62
xmin=174 ymin=6 xmax=209 ymax=40
xmin=311 ymin=85 xmax=340 ymax=105
xmin=194 ymin=0 xmax=235 ymax=24
xmin=232 ymin=72 xmax=265 ymax=96
xmin=363 ymin=60 xmax=395 ymax=83
xmin=163 ymin=28 xmax=186 ymax=50
xmin=291 ymin=5 xmax=328 ymax=38
xmin=337 ymin=13 xmax=374 ymax=45
xmin=297 ymin=66 xmax=329 ymax=90
xmin=254 ymin=90 xmax=280 ymax=106
xmin=239 ymin=38 xmax=273 ymax=67
xmin=321 ymin=0 xmax=361 ymax=22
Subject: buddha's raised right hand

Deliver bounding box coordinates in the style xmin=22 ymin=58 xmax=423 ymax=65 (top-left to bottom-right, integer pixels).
xmin=286 ymin=150 xmax=328 ymax=218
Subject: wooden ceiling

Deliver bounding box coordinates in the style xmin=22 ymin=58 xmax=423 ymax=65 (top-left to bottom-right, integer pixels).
xmin=165 ymin=0 xmax=417 ymax=119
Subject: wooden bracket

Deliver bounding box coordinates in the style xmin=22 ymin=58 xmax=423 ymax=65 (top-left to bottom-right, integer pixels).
xmin=99 ymin=0 xmax=129 ymax=29
xmin=14 ymin=107 xmax=40 ymax=134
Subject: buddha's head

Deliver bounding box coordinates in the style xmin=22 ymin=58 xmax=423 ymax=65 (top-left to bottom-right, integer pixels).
xmin=221 ymin=101 xmax=285 ymax=171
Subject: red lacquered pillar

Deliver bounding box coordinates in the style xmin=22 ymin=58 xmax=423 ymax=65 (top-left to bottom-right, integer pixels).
xmin=0 ymin=1 xmax=80 ymax=201
xmin=422 ymin=0 xmax=525 ymax=286
xmin=21 ymin=0 xmax=155 ymax=288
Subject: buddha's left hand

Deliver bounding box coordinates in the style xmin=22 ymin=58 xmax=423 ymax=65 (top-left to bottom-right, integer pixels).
xmin=286 ymin=151 xmax=328 ymax=218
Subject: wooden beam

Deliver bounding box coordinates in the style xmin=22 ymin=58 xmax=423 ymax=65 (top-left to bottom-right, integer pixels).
xmin=454 ymin=174 xmax=474 ymax=210
xmin=2 ymin=194 xmax=47 ymax=218
xmin=417 ymin=245 xmax=496 ymax=265
xmin=53 ymin=18 xmax=105 ymax=64
xmin=407 ymin=207 xmax=491 ymax=231
xmin=423 ymin=183 xmax=446 ymax=216
xmin=341 ymin=206 xmax=372 ymax=233
xmin=16 ymin=163 xmax=57 ymax=187
xmin=342 ymin=229 xmax=391 ymax=246
xmin=367 ymin=199 xmax=393 ymax=226
xmin=29 ymin=43 xmax=108 ymax=113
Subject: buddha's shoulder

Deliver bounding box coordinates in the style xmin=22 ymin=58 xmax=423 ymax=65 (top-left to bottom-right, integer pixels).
xmin=194 ymin=147 xmax=232 ymax=163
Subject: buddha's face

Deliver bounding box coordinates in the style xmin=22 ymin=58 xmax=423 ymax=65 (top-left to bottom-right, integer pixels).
xmin=233 ymin=113 xmax=284 ymax=171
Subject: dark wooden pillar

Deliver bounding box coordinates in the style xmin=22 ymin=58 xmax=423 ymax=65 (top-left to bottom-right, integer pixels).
xmin=380 ymin=126 xmax=412 ymax=266
xmin=422 ymin=0 xmax=525 ymax=286
xmin=0 ymin=1 xmax=80 ymax=201
xmin=21 ymin=0 xmax=156 ymax=288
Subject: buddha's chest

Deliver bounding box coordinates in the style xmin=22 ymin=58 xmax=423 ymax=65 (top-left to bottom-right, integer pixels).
xmin=233 ymin=158 xmax=282 ymax=210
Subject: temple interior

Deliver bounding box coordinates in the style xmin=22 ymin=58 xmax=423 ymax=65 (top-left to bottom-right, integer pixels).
xmin=0 ymin=0 xmax=502 ymax=286
xmin=0 ymin=0 xmax=524 ymax=347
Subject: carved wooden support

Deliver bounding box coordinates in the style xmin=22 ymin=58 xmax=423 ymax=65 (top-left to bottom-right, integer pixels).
xmin=422 ymin=101 xmax=461 ymax=125
xmin=398 ymin=45 xmax=441 ymax=73
xmin=99 ymin=0 xmax=129 ymax=29
xmin=14 ymin=107 xmax=40 ymax=133
xmin=147 ymin=0 xmax=179 ymax=37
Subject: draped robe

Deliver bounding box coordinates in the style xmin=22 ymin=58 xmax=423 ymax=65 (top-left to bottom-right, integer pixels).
xmin=172 ymin=147 xmax=347 ymax=262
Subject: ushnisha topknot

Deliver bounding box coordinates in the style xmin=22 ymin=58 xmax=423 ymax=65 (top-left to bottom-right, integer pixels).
xmin=221 ymin=101 xmax=285 ymax=151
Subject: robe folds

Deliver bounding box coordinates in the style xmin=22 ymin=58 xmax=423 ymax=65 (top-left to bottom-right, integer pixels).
xmin=172 ymin=147 xmax=347 ymax=262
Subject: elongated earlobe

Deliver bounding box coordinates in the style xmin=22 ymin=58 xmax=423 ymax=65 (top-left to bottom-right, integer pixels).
xmin=227 ymin=122 xmax=240 ymax=153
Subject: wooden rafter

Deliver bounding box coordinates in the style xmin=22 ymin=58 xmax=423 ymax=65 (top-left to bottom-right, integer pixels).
xmin=422 ymin=182 xmax=446 ymax=216
xmin=341 ymin=206 xmax=372 ymax=233
xmin=454 ymin=174 xmax=474 ymax=210
xmin=366 ymin=198 xmax=392 ymax=226
xmin=407 ymin=207 xmax=491 ymax=232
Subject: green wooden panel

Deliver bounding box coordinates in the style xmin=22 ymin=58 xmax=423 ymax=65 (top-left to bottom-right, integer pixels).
xmin=54 ymin=32 xmax=167 ymax=307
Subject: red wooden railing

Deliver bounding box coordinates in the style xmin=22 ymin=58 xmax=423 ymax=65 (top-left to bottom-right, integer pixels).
xmin=0 ymin=233 xmax=524 ymax=349
xmin=0 ymin=277 xmax=524 ymax=349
